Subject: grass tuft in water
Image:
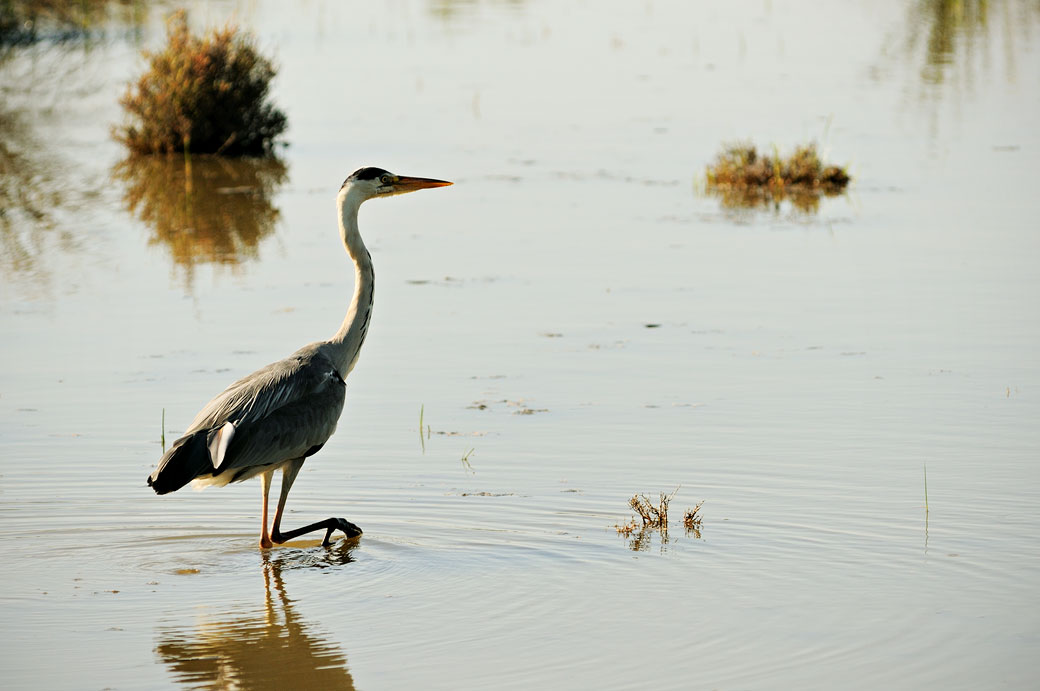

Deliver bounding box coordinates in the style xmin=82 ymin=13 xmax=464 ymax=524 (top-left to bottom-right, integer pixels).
xmin=115 ymin=10 xmax=287 ymax=156
xmin=705 ymin=142 xmax=849 ymax=212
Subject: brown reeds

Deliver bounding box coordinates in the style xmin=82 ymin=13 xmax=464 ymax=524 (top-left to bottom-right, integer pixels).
xmin=615 ymin=488 xmax=705 ymax=546
xmin=683 ymin=501 xmax=704 ymax=538
xmin=629 ymin=490 xmax=674 ymax=529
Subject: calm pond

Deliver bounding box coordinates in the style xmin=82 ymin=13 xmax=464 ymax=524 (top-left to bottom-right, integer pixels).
xmin=2 ymin=1 xmax=1038 ymax=688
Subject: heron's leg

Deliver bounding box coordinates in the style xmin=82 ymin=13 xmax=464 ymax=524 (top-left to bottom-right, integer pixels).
xmin=259 ymin=469 xmax=275 ymax=549
xmin=270 ymin=458 xmax=362 ymax=546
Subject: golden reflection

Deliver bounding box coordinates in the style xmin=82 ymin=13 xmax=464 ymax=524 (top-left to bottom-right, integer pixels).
xmin=626 ymin=525 xmax=666 ymax=552
xmin=112 ymin=154 xmax=287 ymax=282
xmin=621 ymin=522 xmax=704 ymax=552
xmin=886 ymin=0 xmax=1040 ymax=92
xmin=0 ymin=106 xmax=66 ymax=285
xmin=708 ymin=185 xmax=831 ymax=216
xmin=1 ymin=4 xmax=147 ymax=295
xmin=0 ymin=1 xmax=145 ymax=44
xmin=154 ymin=546 xmax=356 ymax=690
xmin=427 ymin=0 xmax=526 ymax=22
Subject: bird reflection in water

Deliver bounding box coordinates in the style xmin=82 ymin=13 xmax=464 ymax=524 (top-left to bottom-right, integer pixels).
xmin=154 ymin=544 xmax=357 ymax=690
xmin=112 ymin=154 xmax=287 ymax=284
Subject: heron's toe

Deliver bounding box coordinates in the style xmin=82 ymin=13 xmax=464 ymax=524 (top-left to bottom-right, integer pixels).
xmin=335 ymin=518 xmax=363 ymax=538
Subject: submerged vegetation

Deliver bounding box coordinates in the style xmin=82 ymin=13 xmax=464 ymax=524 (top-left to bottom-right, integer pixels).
xmin=704 ymin=142 xmax=850 ymax=213
xmin=115 ymin=11 xmax=286 ymax=156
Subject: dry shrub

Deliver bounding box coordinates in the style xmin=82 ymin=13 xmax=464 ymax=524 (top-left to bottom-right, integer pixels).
xmin=115 ymin=11 xmax=286 ymax=156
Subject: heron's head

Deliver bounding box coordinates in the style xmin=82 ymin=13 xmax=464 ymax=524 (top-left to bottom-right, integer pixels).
xmin=339 ymin=167 xmax=452 ymax=203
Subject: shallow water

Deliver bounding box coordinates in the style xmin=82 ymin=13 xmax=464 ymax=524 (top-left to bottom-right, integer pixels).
xmin=2 ymin=1 xmax=1039 ymax=688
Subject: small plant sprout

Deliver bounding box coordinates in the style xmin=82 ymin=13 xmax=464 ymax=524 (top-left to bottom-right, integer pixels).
xmin=419 ymin=404 xmax=425 ymax=454
xmin=461 ymin=448 xmax=475 ymax=473
xmin=924 ymin=464 xmax=929 ymax=513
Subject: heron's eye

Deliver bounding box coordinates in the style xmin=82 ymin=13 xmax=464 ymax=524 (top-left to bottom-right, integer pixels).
xmin=380 ymin=175 xmax=391 ymax=185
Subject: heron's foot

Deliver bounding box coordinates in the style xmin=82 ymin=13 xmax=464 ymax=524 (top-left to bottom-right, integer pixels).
xmin=323 ymin=517 xmax=363 ymax=545
xmin=271 ymin=516 xmax=362 ymax=546
xmin=260 ymin=535 xmax=274 ymax=549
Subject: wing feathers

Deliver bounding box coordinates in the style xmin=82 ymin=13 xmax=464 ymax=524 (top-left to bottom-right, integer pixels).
xmin=206 ymin=421 xmax=236 ymax=469
xmin=150 ymin=346 xmax=347 ymax=492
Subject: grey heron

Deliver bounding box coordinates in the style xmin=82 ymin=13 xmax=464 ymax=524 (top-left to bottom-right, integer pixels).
xmin=147 ymin=167 xmax=452 ymax=548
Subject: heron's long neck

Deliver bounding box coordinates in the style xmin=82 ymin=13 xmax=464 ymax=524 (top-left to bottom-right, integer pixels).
xmin=327 ymin=193 xmax=375 ymax=378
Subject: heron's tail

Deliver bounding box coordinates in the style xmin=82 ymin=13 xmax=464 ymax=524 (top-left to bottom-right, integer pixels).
xmin=147 ymin=429 xmax=212 ymax=495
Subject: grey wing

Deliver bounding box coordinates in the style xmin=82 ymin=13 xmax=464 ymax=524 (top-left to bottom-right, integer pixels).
xmin=214 ymin=376 xmax=346 ymax=479
xmin=149 ymin=345 xmax=346 ymax=493
xmin=190 ymin=347 xmax=346 ymax=473
xmin=186 ymin=345 xmax=334 ymax=434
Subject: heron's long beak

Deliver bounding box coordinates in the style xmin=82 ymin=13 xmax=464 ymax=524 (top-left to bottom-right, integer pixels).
xmin=392 ymin=175 xmax=453 ymax=194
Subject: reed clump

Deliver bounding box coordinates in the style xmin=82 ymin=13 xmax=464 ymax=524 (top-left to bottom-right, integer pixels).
xmin=615 ymin=488 xmax=705 ymax=547
xmin=705 ymin=142 xmax=849 ymax=211
xmin=629 ymin=491 xmax=673 ymax=529
xmin=115 ymin=11 xmax=286 ymax=156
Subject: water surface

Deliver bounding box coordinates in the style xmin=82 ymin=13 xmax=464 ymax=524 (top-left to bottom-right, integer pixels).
xmin=2 ymin=1 xmax=1038 ymax=688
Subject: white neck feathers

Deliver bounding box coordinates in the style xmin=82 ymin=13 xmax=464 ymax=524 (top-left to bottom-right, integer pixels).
xmin=326 ymin=185 xmax=376 ymax=377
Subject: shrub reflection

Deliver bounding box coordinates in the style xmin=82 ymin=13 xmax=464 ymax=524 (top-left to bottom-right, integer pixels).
xmin=113 ymin=154 xmax=287 ymax=280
